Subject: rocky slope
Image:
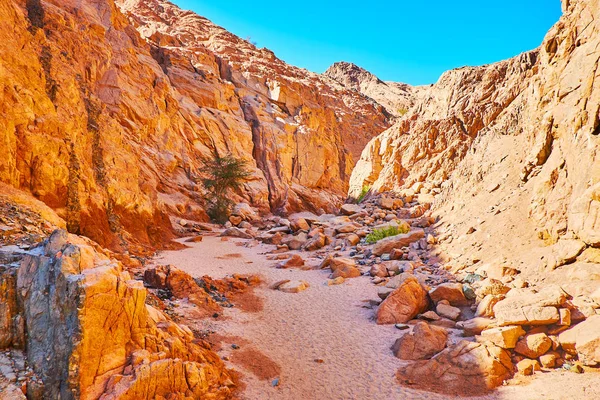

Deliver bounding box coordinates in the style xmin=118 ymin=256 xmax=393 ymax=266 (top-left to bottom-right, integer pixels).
xmin=0 ymin=0 xmax=391 ymax=253
xmin=324 ymin=61 xmax=423 ymax=117
xmin=349 ymin=0 xmax=600 ymax=290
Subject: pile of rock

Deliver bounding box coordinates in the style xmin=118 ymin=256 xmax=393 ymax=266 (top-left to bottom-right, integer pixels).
xmin=220 ymin=192 xmax=600 ymax=394
xmin=0 ymin=230 xmax=234 ymax=399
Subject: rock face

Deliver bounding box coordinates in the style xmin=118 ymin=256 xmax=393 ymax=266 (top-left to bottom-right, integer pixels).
xmin=347 ymin=0 xmax=600 ymax=293
xmin=12 ymin=230 xmax=232 ymax=399
xmin=324 ymin=62 xmax=422 ymax=117
xmin=0 ymin=0 xmax=391 ymax=252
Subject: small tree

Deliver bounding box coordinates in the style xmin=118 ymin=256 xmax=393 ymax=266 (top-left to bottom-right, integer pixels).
xmin=200 ymin=155 xmax=251 ymax=224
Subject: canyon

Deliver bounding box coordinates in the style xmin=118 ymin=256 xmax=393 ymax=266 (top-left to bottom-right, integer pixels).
xmin=0 ymin=0 xmax=599 ymax=399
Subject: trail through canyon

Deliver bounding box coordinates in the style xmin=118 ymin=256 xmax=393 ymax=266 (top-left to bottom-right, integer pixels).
xmin=154 ymin=235 xmax=600 ymax=400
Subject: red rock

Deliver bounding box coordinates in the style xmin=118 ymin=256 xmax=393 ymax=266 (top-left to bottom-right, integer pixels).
xmin=377 ymin=276 xmax=429 ymax=324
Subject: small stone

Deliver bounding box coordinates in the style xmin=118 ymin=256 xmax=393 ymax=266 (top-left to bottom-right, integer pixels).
xmin=517 ymin=359 xmax=541 ymax=376
xmin=395 ymin=324 xmax=410 ymax=330
xmin=231 ymin=344 xmax=240 ymax=350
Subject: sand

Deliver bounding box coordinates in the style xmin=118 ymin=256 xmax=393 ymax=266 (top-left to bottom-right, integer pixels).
xmin=153 ymin=236 xmax=600 ymax=400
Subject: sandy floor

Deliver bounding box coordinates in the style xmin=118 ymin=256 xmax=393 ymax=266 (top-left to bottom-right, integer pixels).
xmin=154 ymin=236 xmax=600 ymax=400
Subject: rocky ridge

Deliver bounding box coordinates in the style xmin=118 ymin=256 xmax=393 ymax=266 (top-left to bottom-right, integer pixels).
xmin=348 ymin=0 xmax=600 ymax=288
xmin=324 ymin=61 xmax=423 ymax=117
xmin=0 ymin=0 xmax=392 ymax=253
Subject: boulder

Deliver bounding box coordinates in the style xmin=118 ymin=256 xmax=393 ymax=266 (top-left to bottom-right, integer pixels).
xmin=436 ymin=303 xmax=461 ymax=320
xmin=392 ymin=322 xmax=448 ymax=360
xmin=457 ymin=317 xmax=495 ymax=336
xmin=277 ymin=254 xmax=305 ymax=269
xmin=228 ymin=215 xmax=242 ymax=226
xmin=371 ymin=229 xmax=425 ymax=256
xmin=282 ymin=232 xmax=308 ymax=250
xmin=335 ymin=223 xmax=358 ymax=234
xmin=396 ymin=341 xmax=513 ymax=395
xmin=429 ymin=282 xmax=469 ymax=306
xmin=516 ymin=359 xmax=541 ymax=375
xmin=539 ymin=351 xmax=561 ymax=368
xmin=475 ymin=294 xmax=505 ymax=318
xmin=377 ymin=276 xmax=429 ymax=324
xmin=302 ymin=233 xmax=326 ymax=251
xmin=514 ymin=333 xmax=552 ymax=358
xmin=493 ymin=285 xmax=567 ymax=326
xmin=340 ymin=204 xmax=362 ymax=215
xmin=220 ymin=227 xmax=254 ymax=239
xmin=290 ymin=217 xmax=310 ymax=232
xmin=558 ymin=315 xmax=600 ymax=366
xmin=369 ymin=264 xmax=389 ymax=278
xmin=479 ymin=326 xmax=525 ymax=349
xmin=345 ymin=233 xmax=360 ymax=246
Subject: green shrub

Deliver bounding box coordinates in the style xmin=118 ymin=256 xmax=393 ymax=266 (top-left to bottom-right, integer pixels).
xmin=397 ymin=107 xmax=409 ymax=116
xmin=200 ymin=155 xmax=251 ymax=224
xmin=365 ymin=225 xmax=409 ymax=244
xmin=356 ymin=185 xmax=370 ymax=203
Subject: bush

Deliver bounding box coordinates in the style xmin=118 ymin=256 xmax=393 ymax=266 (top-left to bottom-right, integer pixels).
xmin=397 ymin=107 xmax=409 ymax=116
xmin=356 ymin=185 xmax=370 ymax=203
xmin=200 ymin=155 xmax=251 ymax=224
xmin=365 ymin=225 xmax=409 ymax=244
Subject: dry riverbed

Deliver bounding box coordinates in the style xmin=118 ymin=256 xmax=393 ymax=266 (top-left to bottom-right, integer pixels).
xmin=152 ymin=235 xmax=600 ymax=400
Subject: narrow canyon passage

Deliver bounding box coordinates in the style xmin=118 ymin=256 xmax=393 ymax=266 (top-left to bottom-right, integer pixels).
xmin=153 ymin=236 xmax=599 ymax=400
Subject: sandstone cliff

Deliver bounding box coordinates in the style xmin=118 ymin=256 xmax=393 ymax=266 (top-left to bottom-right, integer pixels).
xmin=349 ymin=0 xmax=600 ymax=290
xmin=324 ymin=61 xmax=423 ymax=118
xmin=0 ymin=0 xmax=391 ymax=253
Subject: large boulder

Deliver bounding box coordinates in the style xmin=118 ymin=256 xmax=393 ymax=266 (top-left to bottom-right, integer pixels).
xmin=429 ymin=282 xmax=469 ymax=306
xmin=514 ymin=333 xmax=552 ymax=358
xmin=558 ymin=315 xmax=600 ymax=366
xmin=493 ymin=285 xmax=567 ymax=326
xmin=377 ymin=276 xmax=429 ymax=324
xmin=16 ymin=231 xmax=232 ymax=399
xmin=371 ymin=229 xmax=425 ymax=256
xmin=392 ymin=322 xmax=448 ymax=360
xmin=396 ymin=341 xmax=514 ymax=395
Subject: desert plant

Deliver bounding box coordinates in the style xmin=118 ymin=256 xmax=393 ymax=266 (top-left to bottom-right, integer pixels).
xmin=356 ymin=185 xmax=370 ymax=203
xmin=397 ymin=107 xmax=409 ymax=116
xmin=365 ymin=225 xmax=409 ymax=244
xmin=200 ymin=155 xmax=251 ymax=223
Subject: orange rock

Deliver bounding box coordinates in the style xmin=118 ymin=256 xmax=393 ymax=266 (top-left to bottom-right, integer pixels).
xmin=377 ymin=276 xmax=429 ymax=324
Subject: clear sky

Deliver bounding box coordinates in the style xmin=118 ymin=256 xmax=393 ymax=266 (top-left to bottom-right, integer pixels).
xmin=170 ymin=1 xmax=562 ymax=86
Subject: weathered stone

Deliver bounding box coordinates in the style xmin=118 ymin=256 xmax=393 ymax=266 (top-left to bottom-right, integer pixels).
xmin=493 ymin=286 xmax=567 ymax=326
xmin=340 ymin=204 xmax=362 ymax=215
xmin=392 ymin=322 xmax=448 ymax=360
xmin=479 ymin=326 xmax=525 ymax=349
xmin=302 ymin=233 xmax=326 ymax=251
xmin=396 ymin=341 xmax=513 ymax=395
xmin=457 ymin=317 xmax=495 ymax=336
xmin=369 ymin=264 xmax=389 ymax=278
xmin=514 ymin=333 xmax=552 ymax=358
xmin=516 ymin=359 xmax=541 ymax=375
xmin=278 ymin=280 xmax=309 ymax=293
xmin=377 ymin=276 xmax=429 ymax=324
xmin=17 ymin=231 xmax=232 ymax=399
xmin=429 ymin=282 xmax=469 ymax=306
xmin=436 ymin=303 xmax=461 ymax=320
xmin=558 ymin=315 xmax=600 ymax=366
xmin=371 ymin=229 xmax=425 ymax=256
xmin=277 ymin=254 xmax=305 ymax=269
xmin=475 ymin=294 xmax=505 ymax=318
xmin=220 ymin=227 xmax=254 ymax=239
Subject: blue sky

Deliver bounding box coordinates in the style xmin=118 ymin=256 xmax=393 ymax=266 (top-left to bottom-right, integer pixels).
xmin=171 ymin=1 xmax=562 ymax=85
